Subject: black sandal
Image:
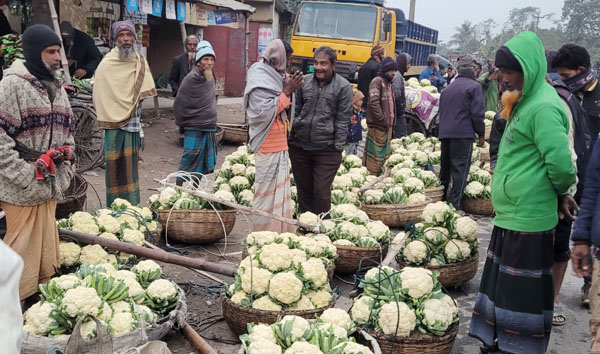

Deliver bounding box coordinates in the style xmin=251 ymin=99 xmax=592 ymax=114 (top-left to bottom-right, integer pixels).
xmin=480 ymin=342 xmax=499 ymax=353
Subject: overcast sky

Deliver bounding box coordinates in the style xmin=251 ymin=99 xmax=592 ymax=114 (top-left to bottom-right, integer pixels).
xmin=386 ymin=0 xmax=565 ymax=42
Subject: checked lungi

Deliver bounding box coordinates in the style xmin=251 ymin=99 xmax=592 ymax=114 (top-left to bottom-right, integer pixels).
xmin=363 ymin=127 xmax=392 ymax=176
xmin=177 ymin=129 xmax=217 ymax=184
xmin=105 ymin=129 xmax=140 ymax=206
xmin=469 ymin=226 xmax=554 ymax=354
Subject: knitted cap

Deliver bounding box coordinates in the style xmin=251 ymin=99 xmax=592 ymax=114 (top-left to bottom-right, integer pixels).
xmin=196 ymin=40 xmax=216 ymax=62
xmin=380 ymin=56 xmax=398 ymax=72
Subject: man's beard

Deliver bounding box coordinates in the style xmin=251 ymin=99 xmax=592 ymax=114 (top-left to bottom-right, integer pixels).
xmin=117 ymin=42 xmax=137 ymax=61
xmin=44 ymin=63 xmax=60 ymax=79
xmin=500 ymin=90 xmax=522 ymax=120
xmin=204 ymin=68 xmax=213 ymax=81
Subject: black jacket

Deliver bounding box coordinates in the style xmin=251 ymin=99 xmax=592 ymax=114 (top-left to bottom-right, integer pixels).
xmin=169 ymin=53 xmax=193 ymax=96
xmin=438 ymin=76 xmax=485 ymax=139
xmin=357 ymin=58 xmax=380 ymax=108
xmin=489 ymin=112 xmax=506 ymax=171
xmin=292 ymin=73 xmax=353 ymax=151
xmin=64 ymin=29 xmax=102 ymax=78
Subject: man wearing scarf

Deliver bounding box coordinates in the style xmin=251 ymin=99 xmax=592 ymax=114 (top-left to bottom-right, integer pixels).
xmin=0 ymin=25 xmax=75 ymax=300
xmin=438 ymin=54 xmax=485 ymax=210
xmin=174 ymin=41 xmax=218 ymax=186
xmin=469 ymin=32 xmax=576 ymax=354
xmin=364 ymin=57 xmax=397 ymax=175
xmin=93 ymin=21 xmax=156 ymax=206
xmin=244 ymin=39 xmax=303 ymax=231
xmin=392 ymin=53 xmax=412 ymax=138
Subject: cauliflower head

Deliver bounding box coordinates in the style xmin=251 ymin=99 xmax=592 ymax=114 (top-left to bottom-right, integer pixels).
xmin=300 ymin=258 xmax=328 ymax=288
xmin=320 ymin=308 xmax=352 ymax=331
xmin=287 ymin=295 xmax=315 ymax=311
xmin=399 ymin=267 xmax=434 ymax=299
xmin=402 ymin=240 xmax=429 ymax=264
xmin=377 ymin=301 xmax=416 ymax=337
xmin=109 ymin=311 xmax=137 ymax=335
xmin=298 ymin=211 xmax=319 ymax=228
xmin=249 ymin=323 xmax=277 ymax=343
xmin=269 ymin=272 xmax=303 ymax=304
xmin=122 ymin=228 xmax=145 ymax=246
xmin=59 ymin=242 xmax=81 ymax=267
xmin=421 ymin=201 xmax=451 ymax=224
xmin=455 ymin=216 xmax=478 ymax=241
xmin=252 ymin=295 xmax=282 ymax=311
xmin=281 ymin=315 xmax=311 ymax=339
xmin=260 ymin=243 xmax=293 ymax=272
xmin=50 ymin=274 xmax=81 ymax=291
xmin=444 ymin=239 xmax=471 ymax=262
xmin=62 ymin=286 xmax=102 ymax=317
xmin=351 ymin=295 xmax=375 ymax=324
xmin=423 ymin=227 xmax=449 ymax=246
xmin=307 ymin=288 xmax=332 ymax=308
xmin=421 ymin=298 xmax=453 ymax=332
xmin=336 ymin=342 xmax=374 ymax=354
xmin=79 ymin=244 xmax=110 ymax=265
xmin=284 ymin=341 xmax=323 ymax=354
xmin=248 ymin=339 xmax=282 ymax=354
xmin=147 ymin=279 xmax=177 ymax=300
xmin=24 ymin=301 xmax=57 ymax=335
xmin=241 ymin=267 xmax=272 ymax=295
xmin=97 ymin=214 xmax=121 ymax=233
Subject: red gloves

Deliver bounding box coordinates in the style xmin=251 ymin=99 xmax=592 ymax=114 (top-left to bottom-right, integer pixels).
xmin=56 ymin=146 xmax=75 ymax=161
xmin=35 ymin=153 xmax=55 ymax=184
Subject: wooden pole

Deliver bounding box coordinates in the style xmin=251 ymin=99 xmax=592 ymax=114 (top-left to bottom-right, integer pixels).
xmin=156 ymin=179 xmax=314 ymax=230
xmin=59 ymin=229 xmax=237 ymax=277
xmin=358 ymin=169 xmax=390 ymax=194
xmin=182 ymin=322 xmax=218 ymax=354
xmin=47 ymin=0 xmax=72 ymax=84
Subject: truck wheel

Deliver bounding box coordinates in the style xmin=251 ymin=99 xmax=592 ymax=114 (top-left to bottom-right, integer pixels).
xmin=406 ymin=112 xmax=427 ymax=135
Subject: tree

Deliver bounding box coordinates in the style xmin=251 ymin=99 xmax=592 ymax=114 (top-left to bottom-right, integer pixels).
xmin=562 ymin=0 xmax=600 ymax=43
xmin=448 ymin=21 xmax=481 ymax=54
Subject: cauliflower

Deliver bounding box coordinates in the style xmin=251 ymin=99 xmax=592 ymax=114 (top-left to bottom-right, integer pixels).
xmin=391 ymin=166 xmax=414 ymax=181
xmin=62 ymin=286 xmax=102 ymax=317
xmin=407 ymin=192 xmax=427 ymax=204
xmin=445 ymin=240 xmax=471 ymax=262
xmin=238 ymin=256 xmax=260 ymax=275
xmin=231 ymin=163 xmax=247 ymax=176
xmin=249 ymin=323 xmax=277 ymax=343
xmin=72 ymin=222 xmax=100 ymax=236
xmin=403 ymin=177 xmax=425 ymax=194
xmin=110 ymin=311 xmax=137 ymax=335
xmin=79 ymin=319 xmax=97 ymax=340
xmin=59 ymin=242 xmax=81 ymax=267
xmin=252 ymin=295 xmax=282 ymax=311
xmin=307 ymin=288 xmax=332 ymax=308
xmin=332 ymin=175 xmax=354 ymax=190
xmin=158 ymin=187 xmax=178 ymax=206
xmin=269 ymin=272 xmax=303 ymax=304
xmin=117 ymin=214 xmax=139 ymax=229
xmin=80 ymin=244 xmax=110 ymax=265
xmin=402 ymin=240 xmax=429 ymax=264
xmin=50 ymin=274 xmax=81 ymax=291
xmin=298 ymin=237 xmax=324 ymax=256
xmin=70 ymin=211 xmax=95 ymax=225
xmin=135 ymin=304 xmax=157 ymax=323
xmin=399 ymin=267 xmax=434 ymax=299
xmin=412 ymin=150 xmax=429 ymax=165
xmin=465 ymin=181 xmax=485 ymax=197
xmin=97 ymin=302 xmax=113 ymax=323
xmin=290 ymin=249 xmax=308 ymax=265
xmin=298 ymin=211 xmax=319 ymax=228
xmin=423 ymin=227 xmax=449 ymax=246
xmin=320 ymin=308 xmax=352 ymax=332
xmin=333 ymin=239 xmax=355 ymax=247
xmin=440 ymin=294 xmax=458 ymax=318
xmin=134 ymin=259 xmax=162 ymax=274
xmin=421 ymin=201 xmax=451 ymax=224
xmin=300 ymin=258 xmax=328 ymax=288
xmin=213 ymin=190 xmax=236 ymax=203
xmin=260 ymin=243 xmax=293 ymax=272
xmin=336 ymin=342 xmax=374 ymax=354
xmin=366 ymin=221 xmax=389 ymax=242
xmin=24 ymin=301 xmax=56 ymax=335
xmin=364 ymin=189 xmax=384 ymax=204
xmin=147 ymin=279 xmax=177 ymax=300
xmin=377 ymin=301 xmax=416 ymax=337
xmin=97 ymin=214 xmax=120 ymax=233
xmin=112 ymin=198 xmax=132 ymax=209
xmin=218 ymin=184 xmax=232 ymax=192
xmin=230 ymin=291 xmax=249 ymax=304
xmin=281 ymin=315 xmax=311 ymax=339
xmin=312 ymin=233 xmax=332 ymax=243
xmin=239 ymin=189 xmax=255 ymax=204
xmin=345 ymin=154 xmax=363 ymax=168
xmin=246 ymin=231 xmax=278 ymax=246
xmin=248 ymin=339 xmax=282 ymax=354
xmin=319 ymin=323 xmax=348 ymax=339
xmin=99 ymin=232 xmax=119 ymax=241
xmin=351 ymin=295 xmax=375 ymax=324
xmin=287 ymin=295 xmax=315 ymax=311
xmin=111 ymin=301 xmax=131 ymax=314
xmin=421 ymin=298 xmax=453 ymax=333
xmin=121 ymin=277 xmax=144 ymax=298
xmin=241 ymin=267 xmax=272 ymax=295
xmin=455 ymin=216 xmax=478 ymax=241
xmin=230 ymin=175 xmax=251 ymax=188
xmin=122 ymin=228 xmax=145 ymax=246
xmin=284 ymin=341 xmax=323 ymax=354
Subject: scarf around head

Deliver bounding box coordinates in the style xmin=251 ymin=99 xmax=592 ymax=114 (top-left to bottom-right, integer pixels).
xmin=261 ymin=39 xmax=287 ymax=74
xmin=110 ymin=21 xmax=136 ymax=48
xmin=22 ymin=24 xmax=61 ymax=82
xmin=396 ymin=53 xmax=412 ymax=75
xmin=564 ymin=67 xmax=597 ymax=93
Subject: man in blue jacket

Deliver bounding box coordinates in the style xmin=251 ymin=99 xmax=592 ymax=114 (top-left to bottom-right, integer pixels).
xmin=438 ymin=54 xmax=485 ymax=210
xmin=419 ymin=54 xmax=445 ymax=89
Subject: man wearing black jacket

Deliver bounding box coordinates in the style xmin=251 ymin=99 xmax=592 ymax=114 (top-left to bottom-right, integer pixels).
xmin=357 ymin=46 xmax=384 ymax=109
xmin=59 ymin=21 xmax=102 ymax=79
xmin=169 ymin=35 xmax=199 ymax=96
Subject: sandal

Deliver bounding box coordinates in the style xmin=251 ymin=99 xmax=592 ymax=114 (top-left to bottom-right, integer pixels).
xmin=480 ymin=342 xmax=499 ymax=353
xmin=552 ymin=313 xmax=567 ymax=326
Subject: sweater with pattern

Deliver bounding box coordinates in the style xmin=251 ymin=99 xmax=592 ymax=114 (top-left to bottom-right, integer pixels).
xmin=0 ymin=60 xmax=75 ymax=206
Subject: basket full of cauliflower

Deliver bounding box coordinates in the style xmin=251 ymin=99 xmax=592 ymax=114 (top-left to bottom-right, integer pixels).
xmin=21 ymin=259 xmax=186 ymax=353
xmin=240 ymin=309 xmax=377 ymax=354
xmin=395 ymin=201 xmax=479 ymax=287
xmin=350 ymin=265 xmax=458 ymax=354
xmin=297 ymin=205 xmax=391 ymax=274
xmin=462 ymin=165 xmax=494 ymax=216
xmin=223 ymin=231 xmax=338 ymax=336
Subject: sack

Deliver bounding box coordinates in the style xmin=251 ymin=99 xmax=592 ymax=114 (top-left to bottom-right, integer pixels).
xmin=347 ymin=111 xmax=363 ymax=143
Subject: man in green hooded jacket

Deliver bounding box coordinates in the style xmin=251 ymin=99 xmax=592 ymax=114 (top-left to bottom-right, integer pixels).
xmin=469 ymin=32 xmax=576 ymax=354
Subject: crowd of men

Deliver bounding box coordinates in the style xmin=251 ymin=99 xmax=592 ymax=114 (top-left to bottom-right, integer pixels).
xmin=1 ymin=18 xmax=600 ymax=354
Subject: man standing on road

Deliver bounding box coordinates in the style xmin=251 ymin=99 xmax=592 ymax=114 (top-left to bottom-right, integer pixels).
xmin=364 ymin=57 xmax=397 ymax=175
xmin=357 ymin=46 xmax=384 ymax=109
xmin=0 ymin=25 xmax=75 ymax=301
xmin=94 ymin=21 xmax=156 ymax=206
xmin=392 ymin=53 xmax=411 ymax=138
xmin=59 ymin=21 xmax=103 ymax=79
xmin=289 ymin=46 xmax=353 ymax=215
xmin=169 ymin=35 xmax=199 ymax=97
xmin=438 ymin=55 xmax=485 ymax=210
xmin=245 ymin=39 xmax=303 ymax=232
xmin=477 ymin=60 xmax=501 ymax=112
xmin=469 ymin=32 xmax=577 ymax=354
xmin=173 ymin=41 xmax=218 ymax=186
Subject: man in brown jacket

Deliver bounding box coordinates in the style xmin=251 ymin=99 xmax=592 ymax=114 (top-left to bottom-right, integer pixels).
xmin=364 ymin=57 xmax=397 ymax=175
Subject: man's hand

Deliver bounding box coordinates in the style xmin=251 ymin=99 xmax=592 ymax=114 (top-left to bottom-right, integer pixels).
xmin=476 ymin=137 xmax=485 ymax=147
xmin=559 ymin=194 xmax=579 ymax=221
xmin=571 ymin=244 xmax=592 ymax=278
xmin=74 ymin=69 xmax=87 ymax=79
xmin=430 ymin=76 xmax=439 ymax=82
xmin=283 ymin=71 xmax=303 ymax=97
xmin=489 ymin=69 xmax=499 ymax=81
xmin=67 ymin=59 xmax=75 ymax=67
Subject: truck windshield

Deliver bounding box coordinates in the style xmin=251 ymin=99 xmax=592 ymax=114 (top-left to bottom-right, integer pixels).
xmin=294 ymin=3 xmax=378 ymax=42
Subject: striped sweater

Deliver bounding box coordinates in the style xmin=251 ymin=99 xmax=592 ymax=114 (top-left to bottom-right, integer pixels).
xmin=0 ymin=60 xmax=75 ymax=206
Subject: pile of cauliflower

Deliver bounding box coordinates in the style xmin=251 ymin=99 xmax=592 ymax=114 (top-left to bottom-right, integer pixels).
xmin=147 ymin=185 xmax=235 ymax=211
xmin=464 ymin=165 xmax=492 ymax=199
xmin=227 ymin=231 xmax=337 ymax=312
xmin=23 ymin=259 xmax=180 ymax=341
xmin=241 ymin=310 xmax=373 ymax=354
xmin=397 ymin=202 xmax=479 ymax=266
xmin=352 ymin=265 xmax=458 ymax=337
xmin=212 ymin=145 xmax=258 ymax=207
xmin=57 ymin=200 xmax=161 ymax=268
xmin=298 ymin=204 xmax=392 ymax=249
xmin=405 ymin=77 xmax=440 ymax=97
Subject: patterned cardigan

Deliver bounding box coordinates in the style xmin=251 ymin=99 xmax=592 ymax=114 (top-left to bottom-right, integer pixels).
xmin=0 ymin=60 xmax=75 ymax=206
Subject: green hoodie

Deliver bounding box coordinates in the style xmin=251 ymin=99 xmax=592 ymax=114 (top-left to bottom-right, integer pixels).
xmin=492 ymin=32 xmax=576 ymax=232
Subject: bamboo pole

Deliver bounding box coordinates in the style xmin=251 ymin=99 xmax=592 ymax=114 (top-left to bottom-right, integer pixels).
xmin=181 ymin=322 xmax=218 ymax=354
xmin=358 ymin=169 xmax=390 ymax=194
xmin=47 ymin=0 xmax=72 ymax=84
xmin=155 ymin=179 xmax=314 ymax=230
xmin=59 ymin=229 xmax=237 ymax=277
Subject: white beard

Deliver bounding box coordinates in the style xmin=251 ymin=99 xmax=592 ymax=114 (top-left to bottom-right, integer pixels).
xmin=117 ymin=43 xmax=137 ymax=61
xmin=44 ymin=63 xmax=60 ymax=79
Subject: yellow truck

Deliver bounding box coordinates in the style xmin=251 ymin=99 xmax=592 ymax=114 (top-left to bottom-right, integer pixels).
xmin=289 ymin=0 xmax=439 ymax=81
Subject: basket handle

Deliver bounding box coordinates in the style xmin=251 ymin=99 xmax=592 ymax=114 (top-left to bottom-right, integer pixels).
xmin=64 ymin=315 xmax=113 ymax=354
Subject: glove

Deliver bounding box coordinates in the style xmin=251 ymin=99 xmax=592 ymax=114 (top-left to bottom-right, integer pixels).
xmin=45 ymin=149 xmax=62 ymax=161
xmin=56 ymin=146 xmax=75 ymax=161
xmin=35 ymin=153 xmax=55 ymax=184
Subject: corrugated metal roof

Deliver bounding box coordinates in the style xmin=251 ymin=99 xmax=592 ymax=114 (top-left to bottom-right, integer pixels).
xmin=195 ymin=0 xmax=256 ymax=13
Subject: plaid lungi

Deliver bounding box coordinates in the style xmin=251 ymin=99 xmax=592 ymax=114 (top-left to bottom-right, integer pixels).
xmin=363 ymin=127 xmax=392 ymax=175
xmin=469 ymin=226 xmax=555 ymax=354
xmin=177 ymin=129 xmax=217 ymax=183
xmin=104 ymin=129 xmax=140 ymax=206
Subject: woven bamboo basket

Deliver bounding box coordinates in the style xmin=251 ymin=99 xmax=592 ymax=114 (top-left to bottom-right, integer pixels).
xmin=220 ymin=124 xmax=248 ymax=144
xmin=396 ymin=252 xmax=479 ymax=287
xmin=462 ymin=197 xmax=494 ymax=216
xmin=240 ymin=248 xmax=336 ymax=281
xmin=146 ymin=222 xmax=163 ymax=246
xmin=156 ymin=209 xmax=237 ymax=244
xmin=222 ymin=296 xmax=334 ymax=336
xmin=56 ymin=174 xmax=88 ymax=219
xmin=357 ymin=322 xmax=458 ymax=354
xmin=361 ymin=200 xmax=429 ymax=227
xmin=334 ymin=245 xmax=388 ymax=274
xmin=425 ymin=186 xmax=444 ymax=203
xmin=215 ymin=126 xmax=224 ymax=143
